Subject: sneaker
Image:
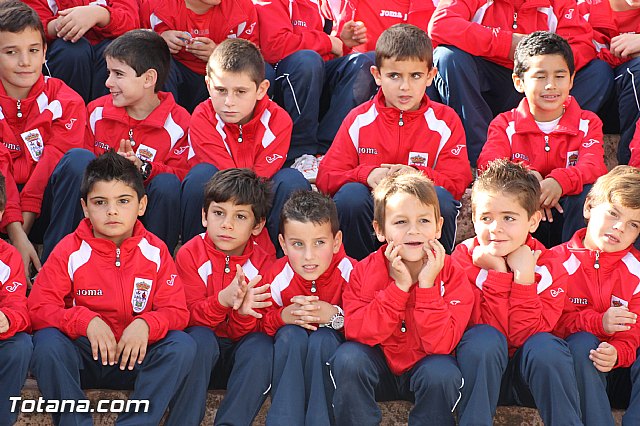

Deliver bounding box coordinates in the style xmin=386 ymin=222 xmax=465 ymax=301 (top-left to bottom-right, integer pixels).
xmin=291 ymin=154 xmax=320 ymax=183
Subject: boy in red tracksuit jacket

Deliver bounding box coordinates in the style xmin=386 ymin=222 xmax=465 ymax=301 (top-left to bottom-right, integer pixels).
xmin=330 ymin=170 xmax=473 ymax=426
xmin=181 ymin=38 xmax=310 ymax=249
xmin=254 ymin=0 xmax=375 ymax=171
xmin=25 ymin=0 xmax=139 ymax=102
xmin=28 ymin=152 xmax=195 ymax=426
xmin=0 ymin=1 xmax=89 ymax=271
xmin=143 ymin=0 xmax=258 ymax=112
xmin=428 ymin=0 xmax=609 ymax=167
xmin=452 ymin=159 xmax=580 ymax=426
xmin=0 ymin=172 xmax=32 ymax=426
xmin=478 ymin=32 xmax=607 ymax=248
xmin=176 ymin=168 xmax=275 ymax=426
xmin=85 ymin=30 xmax=192 ymax=254
xmin=552 ymin=166 xmax=640 ymax=426
xmin=578 ymin=0 xmax=640 ymax=165
xmin=317 ymin=24 xmax=472 ymax=260
xmin=260 ymin=191 xmax=356 ymax=426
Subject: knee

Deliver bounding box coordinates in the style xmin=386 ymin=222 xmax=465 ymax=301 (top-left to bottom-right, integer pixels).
xmin=49 ymin=38 xmax=92 ymax=62
xmin=334 ymin=183 xmax=372 ymax=214
xmin=330 ymin=342 xmax=372 ymax=378
xmin=521 ymin=333 xmax=571 ymax=366
xmin=55 ymin=149 xmax=95 ymax=177
xmin=307 ymin=328 xmax=341 ymax=353
xmin=566 ymin=331 xmax=600 ymax=356
xmin=272 ymin=168 xmax=312 ymax=193
xmin=186 ymin=326 xmax=219 ymax=360
xmin=182 ymin=163 xmax=218 ymax=196
xmin=411 ymin=355 xmax=462 ymax=392
xmin=435 ymin=187 xmax=459 ymax=219
xmin=148 ymin=174 xmax=181 ymax=201
xmin=236 ymin=332 xmax=273 ymax=366
xmin=283 ymin=50 xmax=324 ymax=77
xmin=275 ymin=325 xmax=308 ymax=348
xmin=433 ymin=45 xmax=473 ymax=71
xmin=458 ymin=324 xmax=507 ymax=363
xmin=160 ymin=330 xmax=197 ymax=365
xmin=31 ymin=328 xmax=72 ymax=365
xmin=0 ymin=333 xmax=33 ymax=364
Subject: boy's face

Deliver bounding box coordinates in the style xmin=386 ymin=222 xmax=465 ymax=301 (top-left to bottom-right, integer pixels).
xmin=583 ymin=200 xmax=640 ymax=252
xmin=279 ymin=220 xmax=342 ymax=281
xmin=0 ymin=29 xmax=45 ymax=99
xmin=370 ymin=57 xmax=436 ymax=112
xmin=513 ymin=54 xmax=574 ymax=122
xmin=81 ymin=180 xmax=147 ymax=247
xmin=206 ymin=66 xmax=269 ymax=125
xmin=105 ymin=57 xmax=155 ymax=110
xmin=373 ymin=191 xmax=443 ymax=264
xmin=473 ymin=191 xmax=541 ymax=257
xmin=202 ymin=200 xmax=264 ymax=256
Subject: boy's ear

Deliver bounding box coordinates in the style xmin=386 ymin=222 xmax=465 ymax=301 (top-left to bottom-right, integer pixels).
xmin=251 ymin=218 xmax=266 ymax=236
xmin=583 ymin=197 xmax=593 ymax=222
xmin=278 ymin=234 xmax=288 ymax=257
xmin=143 ymin=69 xmax=158 ymax=90
xmin=137 ymin=195 xmax=148 ymax=217
xmin=512 ymin=73 xmax=525 ymax=93
xmin=256 ymin=79 xmax=270 ymax=100
xmin=372 ymin=220 xmax=386 ymax=243
xmin=81 ymin=198 xmax=89 ymax=218
xmin=528 ymin=210 xmax=543 ymax=233
xmin=332 ymin=230 xmax=343 ymax=254
xmin=370 ymin=66 xmax=382 ymax=87
xmin=426 ymin=66 xmax=438 ymax=87
xmin=435 ymin=216 xmax=444 ymax=239
xmin=201 ymin=208 xmax=208 ymax=228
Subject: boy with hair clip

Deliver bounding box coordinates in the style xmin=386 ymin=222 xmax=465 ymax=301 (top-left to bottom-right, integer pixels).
xmin=144 ymin=0 xmax=258 ymax=112
xmin=26 ymin=0 xmax=139 ymax=103
xmin=552 ymin=165 xmax=640 ymax=426
xmin=181 ymin=38 xmax=310 ymax=249
xmin=330 ymin=170 xmax=473 ymax=426
xmin=28 ymin=151 xmax=196 ymax=426
xmin=85 ymin=29 xmax=192 ymax=254
xmin=0 ymin=172 xmax=32 ymax=426
xmin=0 ymin=0 xmax=90 ymax=272
xmin=176 ymin=167 xmax=275 ymax=426
xmin=317 ymin=23 xmax=472 ymax=260
xmin=260 ymin=190 xmax=356 ymax=426
xmin=452 ymin=158 xmax=581 ymax=426
xmin=428 ymin=0 xmax=612 ymax=167
xmin=478 ymin=31 xmax=607 ymax=248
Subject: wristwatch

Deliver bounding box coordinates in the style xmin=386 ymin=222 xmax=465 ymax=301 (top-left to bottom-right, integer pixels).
xmin=139 ymin=160 xmax=152 ymax=180
xmin=323 ymin=305 xmax=344 ymax=330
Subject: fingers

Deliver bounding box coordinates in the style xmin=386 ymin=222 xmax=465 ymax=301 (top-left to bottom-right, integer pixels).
xmin=532 ymin=249 xmax=542 ymax=263
xmin=118 ymin=138 xmax=128 ymax=153
xmin=30 ymin=250 xmax=42 ymax=272
xmin=290 ymin=295 xmax=319 ymax=305
xmin=117 ymin=340 xmax=131 ymax=370
xmin=294 ymin=320 xmax=318 ymax=331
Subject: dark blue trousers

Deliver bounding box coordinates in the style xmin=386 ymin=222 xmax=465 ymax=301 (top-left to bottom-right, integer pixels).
xmin=180 ymin=163 xmax=311 ymax=253
xmin=267 ymin=325 xmax=344 ymax=426
xmin=433 ymin=45 xmax=614 ymax=166
xmin=144 ymin=173 xmax=181 ymax=254
xmin=176 ymin=327 xmax=272 ymax=426
xmin=614 ymin=57 xmax=640 ymax=165
xmin=457 ymin=326 xmax=582 ymax=426
xmin=330 ymin=341 xmax=462 ymax=426
xmin=163 ymin=59 xmax=209 ymax=113
xmin=46 ymin=38 xmax=111 ymax=103
xmin=266 ymin=50 xmax=376 ymax=161
xmin=30 ymin=327 xmax=196 ymax=426
xmin=0 ymin=333 xmax=32 ymax=426
xmin=333 ymin=182 xmax=460 ymax=260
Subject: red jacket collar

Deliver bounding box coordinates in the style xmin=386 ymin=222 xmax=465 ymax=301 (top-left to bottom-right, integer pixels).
xmin=373 ymin=90 xmax=432 ymax=124
xmin=202 ymin=231 xmax=258 ymax=265
xmin=512 ymin=96 xmax=584 ymax=135
xmin=100 ymin=91 xmax=178 ymax=128
xmin=566 ymin=228 xmax=635 ymax=270
xmin=286 ymin=243 xmax=350 ymax=285
xmin=214 ymin=95 xmax=270 ymax=132
xmin=75 ymin=218 xmax=147 ymax=254
xmin=0 ymin=75 xmax=46 ymax=101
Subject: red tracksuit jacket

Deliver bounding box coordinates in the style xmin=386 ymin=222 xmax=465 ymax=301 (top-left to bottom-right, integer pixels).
xmin=260 ymin=245 xmax=356 ymax=336
xmin=176 ymin=232 xmax=274 ymax=341
xmin=26 ymin=0 xmax=140 ymax=44
xmin=316 ymin=91 xmax=472 ymax=200
xmin=0 ymin=240 xmax=30 ymax=340
xmin=630 ymin=120 xmax=640 ymax=167
xmin=428 ymin=0 xmax=597 ymax=71
xmin=478 ymin=96 xmax=607 ymax=197
xmin=452 ymin=235 xmax=569 ymax=353
xmin=0 ymin=145 xmax=21 ymax=232
xmin=86 ymin=92 xmax=193 ymax=181
xmin=0 ymin=76 xmax=86 ymax=216
xmin=190 ymin=96 xmax=292 ymax=179
xmin=344 ymin=245 xmax=473 ymax=375
xmin=552 ymin=228 xmax=640 ymax=368
xmin=28 ymin=219 xmax=189 ymax=344
xmin=147 ymin=0 xmax=258 ymax=74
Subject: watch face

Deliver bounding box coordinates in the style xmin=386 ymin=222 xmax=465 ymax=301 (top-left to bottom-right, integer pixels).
xmin=332 ymin=315 xmax=345 ymax=330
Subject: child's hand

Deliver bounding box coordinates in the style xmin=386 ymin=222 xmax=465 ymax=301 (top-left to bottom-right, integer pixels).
xmin=539 ymin=178 xmax=563 ymax=222
xmin=366 ymin=167 xmax=390 ymax=189
xmin=590 ymin=342 xmax=618 ymax=372
xmin=117 ymin=139 xmax=142 ymax=169
xmin=472 ymin=245 xmax=508 ymax=272
xmin=282 ymin=295 xmax=321 ymax=330
xmin=54 ymin=5 xmax=110 ymax=42
xmin=186 ymin=37 xmax=217 ymax=62
xmin=315 ymin=301 xmax=339 ymax=324
xmin=610 ymin=33 xmax=640 ymax=59
xmin=506 ymin=245 xmax=540 ymax=285
xmin=602 ymin=306 xmax=637 ymax=334
xmin=508 ymin=33 xmax=525 ymax=60
xmin=6 ymin=222 xmax=42 ymax=280
xmin=380 ymin=164 xmax=415 ymax=175
xmin=418 ymin=239 xmax=445 ymax=288
xmin=86 ymin=316 xmax=117 ymax=365
xmin=0 ymin=310 xmax=9 ymax=334
xmin=385 ymin=241 xmax=414 ymax=292
xmin=218 ymin=264 xmax=248 ymax=310
xmin=117 ymin=318 xmax=149 ymax=370
xmin=340 ymin=20 xmax=367 ymax=48
xmin=329 ymin=36 xmax=345 ymax=57
xmin=238 ymin=278 xmax=272 ymax=319
xmin=160 ymin=31 xmax=190 ymax=54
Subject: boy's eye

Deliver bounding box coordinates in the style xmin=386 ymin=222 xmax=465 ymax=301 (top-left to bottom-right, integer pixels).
xmin=480 ymin=216 xmax=490 ymax=222
xmin=504 ymin=216 xmax=515 ymax=222
xmin=95 ymin=200 xmax=105 ymax=206
xmin=388 ymin=73 xmax=399 ymax=80
xmin=631 ymin=223 xmax=639 ymax=230
xmin=30 ymin=48 xmax=40 ymax=53
xmin=213 ymin=210 xmax=224 ymax=216
xmin=315 ymin=240 xmax=325 ymax=246
xmin=412 ymin=73 xmax=423 ymax=79
xmin=236 ymin=214 xmax=246 ymax=220
xmin=118 ymin=198 xmax=129 ymax=204
xmin=420 ymin=218 xmax=431 ymax=223
xmin=292 ymin=241 xmax=303 ymax=248
xmin=216 ymin=88 xmax=227 ymax=94
xmin=608 ymin=210 xmax=618 ymax=218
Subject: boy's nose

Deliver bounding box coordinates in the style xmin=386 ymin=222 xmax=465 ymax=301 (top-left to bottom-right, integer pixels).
xmin=544 ymin=83 xmax=553 ymax=90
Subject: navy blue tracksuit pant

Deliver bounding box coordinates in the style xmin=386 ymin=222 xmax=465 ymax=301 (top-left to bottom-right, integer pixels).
xmin=456 ymin=325 xmax=582 ymax=426
xmin=614 ymin=57 xmax=640 ymax=165
xmin=163 ymin=59 xmax=209 ymax=114
xmin=30 ymin=327 xmax=196 ymax=426
xmin=267 ymin=325 xmax=344 ymax=426
xmin=178 ymin=326 xmax=273 ymax=426
xmin=0 ymin=333 xmax=32 ymax=426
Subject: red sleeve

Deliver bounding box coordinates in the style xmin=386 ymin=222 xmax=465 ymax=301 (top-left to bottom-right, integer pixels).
xmin=255 ymin=0 xmax=333 ymax=64
xmin=261 ymin=305 xmax=286 ymax=336
xmin=0 ymin=150 xmax=22 ymax=232
xmin=189 ymin=104 xmax=237 ymax=170
xmin=91 ymin=0 xmax=141 ymax=40
xmin=26 ymin=0 xmax=57 ymax=41
xmin=412 ymin=257 xmax=474 ymax=354
xmin=136 ymin=245 xmax=189 ymax=343
xmin=28 ymin=247 xmax=101 ymax=339
xmin=477 ymin=113 xmax=515 ymax=172
xmin=609 ymin=290 xmax=640 ymax=368
xmin=225 ymin=309 xmax=260 ymax=340
xmin=554 ymin=0 xmax=598 ymax=71
xmin=251 ymin=104 xmax=292 ymax=179
xmin=555 ymin=296 xmax=609 ymax=340
xmin=0 ymin=244 xmax=30 ymax=339
xmin=547 ymin=110 xmax=606 ymax=196
xmin=20 ymin=85 xmax=87 ymax=215
xmin=629 ymin=120 xmax=640 ymax=168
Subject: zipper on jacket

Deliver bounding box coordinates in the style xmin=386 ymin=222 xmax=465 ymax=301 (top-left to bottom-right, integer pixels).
xmin=544 ymin=135 xmax=550 ymax=152
xmin=128 ymin=128 xmax=136 ymax=146
xmin=224 ymin=255 xmax=231 ymax=274
xmin=238 ymin=125 xmax=243 ymax=143
xmin=16 ymin=100 xmax=22 ymax=118
xmin=115 ymin=248 xmax=121 ymax=267
xmin=311 ymin=281 xmax=317 ymax=293
xmin=512 ymin=12 xmax=518 ymax=29
xmin=594 ymin=251 xmax=600 ymax=269
xmin=398 ymin=110 xmax=404 ymax=127
xmin=400 ymin=320 xmax=407 ymax=333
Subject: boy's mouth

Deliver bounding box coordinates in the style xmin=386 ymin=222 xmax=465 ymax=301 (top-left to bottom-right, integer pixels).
xmin=403 ymin=241 xmax=423 ymax=247
xmin=604 ymin=233 xmax=620 ymax=244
